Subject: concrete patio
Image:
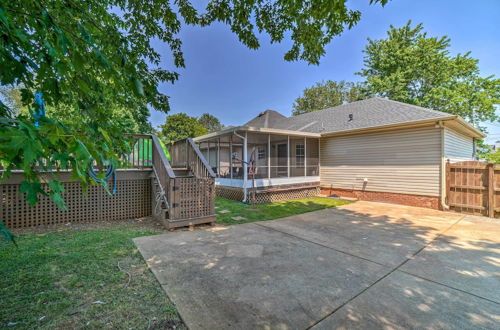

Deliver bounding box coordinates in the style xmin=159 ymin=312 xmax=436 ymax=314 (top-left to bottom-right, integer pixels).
xmin=134 ymin=201 xmax=500 ymax=329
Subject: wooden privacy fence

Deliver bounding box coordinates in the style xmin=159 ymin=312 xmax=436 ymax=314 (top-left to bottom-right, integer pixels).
xmin=446 ymin=160 xmax=500 ymax=218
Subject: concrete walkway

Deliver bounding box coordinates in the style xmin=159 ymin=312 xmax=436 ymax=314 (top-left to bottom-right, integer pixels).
xmin=134 ymin=201 xmax=500 ymax=329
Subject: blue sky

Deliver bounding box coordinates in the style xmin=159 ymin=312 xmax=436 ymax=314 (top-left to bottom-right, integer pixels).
xmin=150 ymin=0 xmax=500 ymax=143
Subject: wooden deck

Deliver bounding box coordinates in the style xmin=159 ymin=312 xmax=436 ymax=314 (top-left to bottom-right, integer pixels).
xmin=0 ymin=135 xmax=216 ymax=229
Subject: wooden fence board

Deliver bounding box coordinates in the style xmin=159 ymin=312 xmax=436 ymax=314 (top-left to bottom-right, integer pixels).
xmin=446 ymin=161 xmax=498 ymax=218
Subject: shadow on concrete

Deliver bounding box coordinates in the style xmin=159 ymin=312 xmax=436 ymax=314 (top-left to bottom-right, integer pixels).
xmin=134 ymin=201 xmax=500 ymax=330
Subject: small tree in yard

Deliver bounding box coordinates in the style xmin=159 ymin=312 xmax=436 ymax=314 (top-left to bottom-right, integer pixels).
xmin=198 ymin=113 xmax=223 ymax=133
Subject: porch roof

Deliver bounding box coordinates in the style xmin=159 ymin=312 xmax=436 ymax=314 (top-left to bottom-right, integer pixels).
xmin=193 ymin=126 xmax=321 ymax=142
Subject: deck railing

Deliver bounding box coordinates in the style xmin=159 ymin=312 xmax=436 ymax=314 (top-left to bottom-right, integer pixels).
xmin=125 ymin=134 xmax=154 ymax=168
xmin=168 ymin=138 xmax=216 ymax=179
xmin=0 ymin=133 xmax=215 ymax=228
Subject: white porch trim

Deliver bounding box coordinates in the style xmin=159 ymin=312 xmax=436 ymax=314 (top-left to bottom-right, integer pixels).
xmin=216 ymin=176 xmax=320 ymax=189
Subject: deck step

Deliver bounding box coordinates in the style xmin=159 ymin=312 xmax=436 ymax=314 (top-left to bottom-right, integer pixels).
xmin=173 ymin=169 xmax=193 ymax=177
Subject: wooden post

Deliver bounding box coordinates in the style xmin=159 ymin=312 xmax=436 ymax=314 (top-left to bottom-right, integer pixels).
xmin=488 ymin=163 xmax=495 ymax=218
xmin=268 ymin=134 xmax=271 ymax=180
xmin=304 ymin=137 xmax=307 ymax=177
xmin=230 ymin=140 xmax=233 ymax=180
xmin=217 ymin=138 xmax=220 ymax=177
xmin=445 ymin=159 xmax=450 ymax=206
xmin=287 ymin=135 xmax=290 ymax=178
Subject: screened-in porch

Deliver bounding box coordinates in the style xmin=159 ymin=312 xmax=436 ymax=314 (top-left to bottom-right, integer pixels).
xmin=196 ymin=130 xmax=319 ymax=188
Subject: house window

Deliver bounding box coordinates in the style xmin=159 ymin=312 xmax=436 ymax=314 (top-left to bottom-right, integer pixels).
xmin=257 ymin=147 xmax=266 ymax=160
xmin=296 ymin=143 xmax=305 ymax=166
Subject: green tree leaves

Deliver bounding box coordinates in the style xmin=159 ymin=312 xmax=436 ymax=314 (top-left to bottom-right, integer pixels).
xmin=358 ymin=21 xmax=500 ymax=126
xmin=198 ymin=113 xmax=224 ymax=133
xmin=1 ymin=0 xmax=389 ymax=215
xmin=292 ymin=21 xmax=499 ymax=130
xmin=292 ymin=81 xmax=370 ymax=115
xmin=159 ymin=113 xmax=208 ymax=144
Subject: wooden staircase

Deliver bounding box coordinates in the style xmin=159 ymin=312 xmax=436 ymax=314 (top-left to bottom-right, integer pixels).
xmin=150 ymin=136 xmax=216 ymax=230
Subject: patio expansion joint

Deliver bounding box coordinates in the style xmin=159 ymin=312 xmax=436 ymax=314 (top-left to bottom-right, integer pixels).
xmin=302 ymin=214 xmax=470 ymax=329
xmin=252 ymin=222 xmax=391 ymax=269
xmin=256 ymin=214 xmax=495 ymax=329
xmin=396 ymin=269 xmax=500 ymax=306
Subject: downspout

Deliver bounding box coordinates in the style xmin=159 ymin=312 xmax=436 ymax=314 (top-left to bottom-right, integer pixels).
xmin=472 ymin=137 xmax=477 ymax=160
xmin=439 ymin=121 xmax=450 ymax=210
xmin=234 ymin=130 xmax=248 ymax=203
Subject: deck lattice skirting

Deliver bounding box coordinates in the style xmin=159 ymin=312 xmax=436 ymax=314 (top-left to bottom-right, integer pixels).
xmin=216 ymin=182 xmax=320 ymax=204
xmin=1 ymin=170 xmax=152 ymax=228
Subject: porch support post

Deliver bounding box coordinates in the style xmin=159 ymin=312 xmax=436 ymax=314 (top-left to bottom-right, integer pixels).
xmin=304 ymin=137 xmax=307 ymax=177
xmin=243 ymin=132 xmax=248 ymax=201
xmin=287 ymin=135 xmax=290 ymax=178
xmin=207 ymin=141 xmax=210 ymax=166
xmin=230 ymin=139 xmax=233 ymax=180
xmin=217 ymin=138 xmax=220 ymax=177
xmin=268 ymin=134 xmax=271 ymax=179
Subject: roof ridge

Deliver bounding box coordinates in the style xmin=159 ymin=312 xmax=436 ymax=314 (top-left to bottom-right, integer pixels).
xmin=288 ymin=97 xmax=380 ymax=120
xmin=377 ymin=97 xmax=452 ymax=116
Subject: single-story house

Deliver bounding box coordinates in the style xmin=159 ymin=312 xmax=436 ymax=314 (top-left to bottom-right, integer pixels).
xmin=193 ymin=97 xmax=485 ymax=209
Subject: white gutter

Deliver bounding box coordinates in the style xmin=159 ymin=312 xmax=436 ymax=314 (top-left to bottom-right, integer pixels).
xmin=233 ymin=130 xmax=248 ymax=203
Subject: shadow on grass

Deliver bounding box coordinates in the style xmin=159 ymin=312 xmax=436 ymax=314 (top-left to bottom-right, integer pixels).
xmin=215 ymin=197 xmax=351 ymax=225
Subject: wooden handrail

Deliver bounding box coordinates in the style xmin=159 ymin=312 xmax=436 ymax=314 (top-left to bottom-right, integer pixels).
xmin=151 ymin=135 xmax=175 ymax=178
xmin=168 ymin=138 xmax=216 ymax=178
xmin=186 ymin=138 xmax=216 ymax=178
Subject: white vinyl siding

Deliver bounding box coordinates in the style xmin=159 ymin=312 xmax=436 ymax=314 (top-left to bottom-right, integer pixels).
xmin=444 ymin=127 xmax=474 ymax=162
xmin=320 ymin=126 xmax=441 ymax=196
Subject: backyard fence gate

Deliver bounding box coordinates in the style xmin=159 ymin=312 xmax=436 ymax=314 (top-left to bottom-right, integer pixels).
xmin=446 ymin=160 xmax=500 ymax=218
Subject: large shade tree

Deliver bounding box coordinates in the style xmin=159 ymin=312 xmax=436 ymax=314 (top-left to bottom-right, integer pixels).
xmin=358 ymin=21 xmax=500 ymax=127
xmin=0 ymin=0 xmax=389 ymax=210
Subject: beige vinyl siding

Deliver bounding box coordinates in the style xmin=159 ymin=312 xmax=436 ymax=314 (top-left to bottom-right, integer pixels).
xmin=320 ymin=126 xmax=441 ymax=196
xmin=444 ymin=127 xmax=474 ymax=162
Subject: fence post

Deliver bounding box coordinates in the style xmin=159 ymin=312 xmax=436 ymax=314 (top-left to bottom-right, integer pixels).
xmin=445 ymin=159 xmax=450 ymax=206
xmin=488 ymin=163 xmax=495 ymax=218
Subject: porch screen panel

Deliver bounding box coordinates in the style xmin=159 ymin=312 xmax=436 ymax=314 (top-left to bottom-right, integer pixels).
xmin=290 ymin=137 xmax=305 ymax=177
xmin=231 ymin=134 xmax=244 ymax=179
xmin=306 ymin=138 xmax=319 ymax=176
xmin=199 ymin=142 xmax=209 ymax=163
xmin=231 ymin=145 xmax=243 ymax=179
xmin=207 ymin=139 xmax=218 ymax=174
xmin=270 ymin=134 xmax=288 ymax=178
xmin=247 ymin=133 xmax=269 ymax=179
xmin=218 ymin=141 xmax=231 ymax=178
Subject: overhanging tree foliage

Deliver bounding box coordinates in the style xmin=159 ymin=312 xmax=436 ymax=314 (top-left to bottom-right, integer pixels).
xmin=0 ymin=0 xmax=389 ymax=211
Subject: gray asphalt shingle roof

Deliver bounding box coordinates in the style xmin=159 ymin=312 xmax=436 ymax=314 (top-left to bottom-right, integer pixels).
xmin=244 ymin=109 xmax=287 ymax=128
xmin=246 ymin=97 xmax=453 ymax=134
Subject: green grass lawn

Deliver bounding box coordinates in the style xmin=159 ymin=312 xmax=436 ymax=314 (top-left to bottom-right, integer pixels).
xmin=0 ymin=227 xmax=183 ymax=329
xmin=215 ymin=196 xmax=351 ymax=225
